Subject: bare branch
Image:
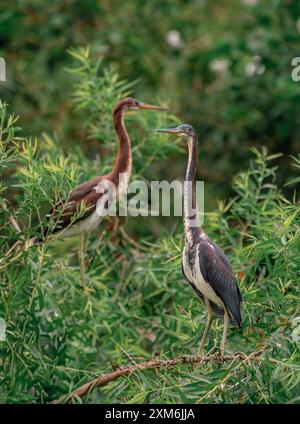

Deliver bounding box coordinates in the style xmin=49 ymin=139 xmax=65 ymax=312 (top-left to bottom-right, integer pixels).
xmin=53 ymin=350 xmax=263 ymax=404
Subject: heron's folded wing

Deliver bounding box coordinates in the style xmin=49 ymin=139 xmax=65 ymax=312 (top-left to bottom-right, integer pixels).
xmin=69 ymin=177 xmax=103 ymax=201
xmin=39 ymin=176 xmax=105 ymax=237
xmin=198 ymin=240 xmax=242 ymax=327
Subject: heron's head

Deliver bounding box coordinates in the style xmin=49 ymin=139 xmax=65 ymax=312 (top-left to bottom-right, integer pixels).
xmin=156 ymin=124 xmax=196 ymax=138
xmin=114 ymin=97 xmax=167 ymax=112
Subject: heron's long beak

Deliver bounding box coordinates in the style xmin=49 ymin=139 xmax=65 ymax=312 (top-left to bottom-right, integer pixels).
xmin=156 ymin=127 xmax=180 ymax=134
xmin=139 ymin=102 xmax=167 ymax=111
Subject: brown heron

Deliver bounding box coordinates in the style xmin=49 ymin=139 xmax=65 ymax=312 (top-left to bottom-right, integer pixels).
xmin=31 ymin=97 xmax=166 ymax=290
xmin=156 ymin=124 xmax=242 ymax=355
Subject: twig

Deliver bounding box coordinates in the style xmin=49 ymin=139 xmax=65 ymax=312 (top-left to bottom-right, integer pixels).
xmin=2 ymin=200 xmax=22 ymax=233
xmin=119 ymin=225 xmax=148 ymax=252
xmin=53 ymin=350 xmax=263 ymax=404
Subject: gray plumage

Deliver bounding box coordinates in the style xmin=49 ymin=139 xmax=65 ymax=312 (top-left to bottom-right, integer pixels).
xmin=183 ymin=236 xmax=242 ymax=327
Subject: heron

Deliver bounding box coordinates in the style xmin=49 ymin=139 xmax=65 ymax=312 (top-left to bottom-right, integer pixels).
xmin=156 ymin=124 xmax=242 ymax=355
xmin=29 ymin=97 xmax=166 ymax=291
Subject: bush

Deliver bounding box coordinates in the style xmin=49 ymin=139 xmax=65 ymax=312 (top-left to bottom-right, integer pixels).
xmin=0 ymin=51 xmax=299 ymax=403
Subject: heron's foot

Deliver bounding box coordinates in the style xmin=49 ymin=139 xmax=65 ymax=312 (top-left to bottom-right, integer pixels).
xmin=194 ymin=347 xmax=206 ymax=369
xmin=192 ymin=347 xmax=206 ymax=370
xmin=214 ymin=347 xmax=225 ymax=362
xmin=219 ymin=347 xmax=225 ymax=358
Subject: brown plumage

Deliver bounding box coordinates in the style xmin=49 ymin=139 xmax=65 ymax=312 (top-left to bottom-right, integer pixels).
xmin=37 ymin=97 xmax=166 ymax=240
xmin=31 ymin=97 xmax=166 ymax=288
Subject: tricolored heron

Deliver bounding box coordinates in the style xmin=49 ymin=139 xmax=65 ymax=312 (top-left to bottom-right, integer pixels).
xmin=33 ymin=97 xmax=166 ymax=290
xmin=156 ymin=124 xmax=242 ymax=355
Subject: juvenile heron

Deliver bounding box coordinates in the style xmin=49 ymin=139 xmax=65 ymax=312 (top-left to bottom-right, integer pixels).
xmin=157 ymin=124 xmax=242 ymax=355
xmin=31 ymin=98 xmax=166 ymax=289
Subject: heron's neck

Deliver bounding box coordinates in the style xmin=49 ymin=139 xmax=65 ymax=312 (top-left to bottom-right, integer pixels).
xmin=110 ymin=108 xmax=132 ymax=186
xmin=184 ymin=135 xmax=202 ymax=243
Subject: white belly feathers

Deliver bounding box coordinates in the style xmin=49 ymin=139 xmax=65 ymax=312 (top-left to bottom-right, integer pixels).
xmin=61 ymin=209 xmax=102 ymax=238
xmin=59 ymin=175 xmax=130 ymax=239
xmin=182 ymin=244 xmax=225 ymax=309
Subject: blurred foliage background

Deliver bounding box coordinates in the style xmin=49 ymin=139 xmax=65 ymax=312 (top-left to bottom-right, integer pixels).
xmin=1 ymin=0 xmax=300 ymax=199
xmin=0 ymin=0 xmax=300 ymax=404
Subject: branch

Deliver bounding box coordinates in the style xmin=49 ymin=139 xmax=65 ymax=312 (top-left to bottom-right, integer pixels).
xmin=53 ymin=350 xmax=263 ymax=404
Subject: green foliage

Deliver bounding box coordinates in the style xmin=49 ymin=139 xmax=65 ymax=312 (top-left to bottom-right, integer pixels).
xmin=1 ymin=0 xmax=300 ymax=191
xmin=67 ymin=46 xmax=136 ymax=136
xmin=0 ymin=52 xmax=299 ymax=403
xmin=65 ymin=46 xmax=180 ymax=183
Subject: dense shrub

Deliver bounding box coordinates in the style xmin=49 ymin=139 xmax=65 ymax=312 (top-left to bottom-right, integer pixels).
xmin=0 ymin=51 xmax=299 ymax=403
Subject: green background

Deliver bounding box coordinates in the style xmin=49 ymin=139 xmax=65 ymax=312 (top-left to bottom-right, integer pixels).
xmin=0 ymin=0 xmax=300 ymax=404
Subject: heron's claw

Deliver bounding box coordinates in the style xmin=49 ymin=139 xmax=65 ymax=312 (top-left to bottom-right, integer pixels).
xmin=214 ymin=348 xmax=225 ymax=362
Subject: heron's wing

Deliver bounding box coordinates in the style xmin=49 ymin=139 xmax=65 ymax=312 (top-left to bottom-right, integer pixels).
xmin=198 ymin=240 xmax=242 ymax=327
xmin=39 ymin=176 xmax=105 ymax=238
xmin=181 ymin=261 xmax=233 ymax=323
xmin=69 ymin=177 xmax=103 ymax=201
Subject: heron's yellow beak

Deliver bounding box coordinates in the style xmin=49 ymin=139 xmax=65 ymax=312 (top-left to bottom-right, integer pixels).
xmin=156 ymin=127 xmax=180 ymax=134
xmin=139 ymin=102 xmax=167 ymax=111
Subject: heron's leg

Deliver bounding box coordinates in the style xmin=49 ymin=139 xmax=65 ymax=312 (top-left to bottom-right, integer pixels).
xmin=79 ymin=233 xmax=87 ymax=291
xmin=219 ymin=309 xmax=229 ymax=356
xmin=198 ymin=297 xmax=213 ymax=354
